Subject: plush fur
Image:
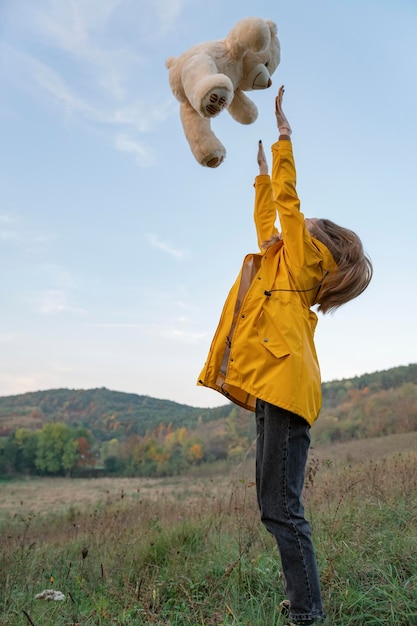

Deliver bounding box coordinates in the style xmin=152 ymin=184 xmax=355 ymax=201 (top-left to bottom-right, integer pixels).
xmin=166 ymin=17 xmax=280 ymax=168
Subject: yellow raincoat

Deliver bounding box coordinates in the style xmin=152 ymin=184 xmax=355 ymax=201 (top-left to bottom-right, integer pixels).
xmin=197 ymin=140 xmax=337 ymax=426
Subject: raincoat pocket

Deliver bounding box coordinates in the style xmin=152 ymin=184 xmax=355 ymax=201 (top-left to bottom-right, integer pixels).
xmin=257 ymin=299 xmax=297 ymax=359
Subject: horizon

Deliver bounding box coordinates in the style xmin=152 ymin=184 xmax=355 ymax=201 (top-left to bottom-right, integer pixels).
xmin=0 ymin=360 xmax=415 ymax=409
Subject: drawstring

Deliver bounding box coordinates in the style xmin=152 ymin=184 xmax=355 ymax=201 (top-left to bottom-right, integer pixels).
xmin=264 ymin=271 xmax=329 ymax=297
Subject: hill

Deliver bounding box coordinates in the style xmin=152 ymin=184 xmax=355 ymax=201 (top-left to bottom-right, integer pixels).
xmin=0 ymin=387 xmax=233 ymax=440
xmin=0 ymin=364 xmax=416 ymax=477
xmin=0 ymin=364 xmax=416 ymax=444
xmin=314 ymin=363 xmax=417 ymax=444
xmin=321 ymin=362 xmax=417 ymax=408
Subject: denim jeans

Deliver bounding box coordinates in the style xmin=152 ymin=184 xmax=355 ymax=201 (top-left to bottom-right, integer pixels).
xmin=255 ymin=399 xmax=325 ymax=623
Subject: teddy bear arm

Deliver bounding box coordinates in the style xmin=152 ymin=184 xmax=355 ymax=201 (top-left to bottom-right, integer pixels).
xmin=181 ymin=53 xmax=234 ymax=117
xmin=181 ymin=53 xmax=219 ymax=94
xmin=180 ymin=101 xmax=226 ymax=167
xmin=227 ymin=89 xmax=258 ymax=125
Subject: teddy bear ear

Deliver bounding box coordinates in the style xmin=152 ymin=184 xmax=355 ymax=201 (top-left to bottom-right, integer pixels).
xmin=227 ymin=17 xmax=272 ymax=58
xmin=265 ymin=20 xmax=278 ymax=36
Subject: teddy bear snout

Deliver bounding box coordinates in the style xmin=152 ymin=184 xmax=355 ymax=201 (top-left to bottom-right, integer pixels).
xmin=244 ymin=63 xmax=273 ymax=90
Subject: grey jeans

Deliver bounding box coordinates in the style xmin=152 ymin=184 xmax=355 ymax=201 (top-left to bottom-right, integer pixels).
xmin=255 ymin=399 xmax=325 ymax=623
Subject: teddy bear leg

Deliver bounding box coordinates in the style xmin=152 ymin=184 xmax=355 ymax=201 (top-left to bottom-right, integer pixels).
xmin=180 ymin=102 xmax=226 ymax=167
xmin=227 ymin=89 xmax=258 ymax=125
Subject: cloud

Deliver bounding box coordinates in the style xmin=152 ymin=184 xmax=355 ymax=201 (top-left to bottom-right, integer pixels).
xmin=145 ymin=233 xmax=186 ymax=259
xmin=88 ymin=320 xmax=207 ymax=344
xmin=37 ymin=289 xmax=87 ymax=315
xmin=0 ymin=211 xmax=56 ymax=245
xmin=4 ymin=1 xmax=176 ymax=166
xmin=160 ymin=327 xmax=207 ymax=343
xmin=34 ymin=0 xmax=124 ymax=57
xmin=0 ymin=333 xmax=18 ymax=344
xmin=114 ymin=134 xmax=155 ymax=166
xmin=38 ymin=265 xmax=77 ymax=290
xmin=0 ymin=374 xmax=40 ymax=396
xmin=25 ymin=54 xmax=169 ymax=133
xmin=154 ymin=0 xmax=188 ymax=35
xmin=87 ymin=323 xmax=143 ymax=329
xmin=0 ymin=212 xmax=23 ymax=242
xmin=30 ymin=59 xmax=93 ymax=116
xmin=0 ymin=213 xmax=14 ymax=224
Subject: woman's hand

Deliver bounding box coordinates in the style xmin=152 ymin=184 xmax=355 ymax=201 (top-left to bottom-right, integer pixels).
xmin=257 ymin=140 xmax=268 ymax=175
xmin=275 ymin=85 xmax=292 ymax=136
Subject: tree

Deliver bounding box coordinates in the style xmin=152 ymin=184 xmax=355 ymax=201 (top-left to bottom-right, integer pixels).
xmin=35 ymin=423 xmax=78 ymax=475
xmin=13 ymin=428 xmax=38 ymax=474
xmin=186 ymin=443 xmax=204 ymax=463
xmin=76 ymin=435 xmax=96 ymax=469
xmin=0 ymin=437 xmax=18 ymax=475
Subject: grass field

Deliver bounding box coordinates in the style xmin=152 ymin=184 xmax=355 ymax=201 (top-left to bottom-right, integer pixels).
xmin=0 ymin=434 xmax=416 ymax=625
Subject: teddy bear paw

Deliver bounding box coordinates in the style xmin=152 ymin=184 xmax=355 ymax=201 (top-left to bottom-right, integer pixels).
xmin=201 ymin=147 xmax=225 ymax=168
xmin=205 ymin=155 xmax=224 ymax=168
xmin=202 ymin=88 xmax=229 ymax=117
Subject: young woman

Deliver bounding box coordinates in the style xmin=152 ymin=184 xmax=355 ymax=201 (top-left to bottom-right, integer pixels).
xmin=198 ymin=86 xmax=373 ymax=625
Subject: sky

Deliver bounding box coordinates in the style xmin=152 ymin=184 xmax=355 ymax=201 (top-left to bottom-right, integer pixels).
xmin=1 ymin=0 xmax=416 ymax=408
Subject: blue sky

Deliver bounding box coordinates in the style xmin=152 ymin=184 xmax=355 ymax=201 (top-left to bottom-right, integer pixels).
xmin=1 ymin=0 xmax=416 ymax=408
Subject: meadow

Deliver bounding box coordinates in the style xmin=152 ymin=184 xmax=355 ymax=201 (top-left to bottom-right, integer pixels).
xmin=0 ymin=435 xmax=416 ymax=626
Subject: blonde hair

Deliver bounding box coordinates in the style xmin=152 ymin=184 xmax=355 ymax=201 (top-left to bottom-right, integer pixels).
xmin=309 ymin=219 xmax=373 ymax=314
xmin=262 ymin=219 xmax=373 ymax=314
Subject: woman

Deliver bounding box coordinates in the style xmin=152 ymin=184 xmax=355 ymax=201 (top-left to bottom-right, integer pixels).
xmin=198 ymin=86 xmax=372 ymax=625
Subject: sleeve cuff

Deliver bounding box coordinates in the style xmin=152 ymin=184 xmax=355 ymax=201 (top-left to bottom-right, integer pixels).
xmin=254 ymin=174 xmax=271 ymax=185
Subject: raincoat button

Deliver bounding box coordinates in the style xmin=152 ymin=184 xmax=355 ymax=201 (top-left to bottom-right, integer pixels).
xmin=241 ymin=314 xmax=245 ymax=319
xmin=263 ymin=338 xmax=269 ymax=342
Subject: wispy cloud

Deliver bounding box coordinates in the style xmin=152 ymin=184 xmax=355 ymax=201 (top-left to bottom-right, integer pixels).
xmin=145 ymin=233 xmax=186 ymax=259
xmin=0 ymin=333 xmax=19 ymax=344
xmin=37 ymin=289 xmax=87 ymax=315
xmin=160 ymin=327 xmax=207 ymax=343
xmin=27 ymin=56 xmax=168 ymax=133
xmin=114 ymin=134 xmax=155 ymax=166
xmin=154 ymin=0 xmax=187 ymax=35
xmin=35 ymin=0 xmax=123 ymax=57
xmin=30 ymin=59 xmax=93 ymax=116
xmin=0 ymin=374 xmax=40 ymax=396
xmin=0 ymin=211 xmax=56 ymax=245
xmin=0 ymin=213 xmax=14 ymax=224
xmin=87 ymin=320 xmax=207 ymax=344
xmin=87 ymin=323 xmax=143 ymax=329
xmin=4 ymin=0 xmax=181 ymax=165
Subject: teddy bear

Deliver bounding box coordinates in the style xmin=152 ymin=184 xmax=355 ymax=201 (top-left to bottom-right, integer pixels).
xmin=165 ymin=17 xmax=280 ymax=168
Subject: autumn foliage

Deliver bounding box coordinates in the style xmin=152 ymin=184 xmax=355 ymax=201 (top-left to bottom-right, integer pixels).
xmin=0 ymin=364 xmax=416 ymax=477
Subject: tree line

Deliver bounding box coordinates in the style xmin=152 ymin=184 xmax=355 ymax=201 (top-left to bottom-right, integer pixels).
xmin=1 ymin=365 xmax=416 ymax=477
xmin=0 ymin=407 xmax=252 ymax=478
xmin=312 ymin=382 xmax=417 ymax=445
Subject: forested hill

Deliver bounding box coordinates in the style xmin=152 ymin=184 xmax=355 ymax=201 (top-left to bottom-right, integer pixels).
xmin=315 ymin=363 xmax=417 ymax=444
xmin=0 ymin=387 xmax=233 ymax=440
xmin=321 ymin=363 xmax=417 ymax=408
xmin=0 ymin=363 xmax=416 ymax=444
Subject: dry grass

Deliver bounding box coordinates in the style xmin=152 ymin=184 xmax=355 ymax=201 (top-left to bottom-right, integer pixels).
xmin=1 ymin=430 xmax=416 ymax=523
xmin=313 ymin=430 xmax=417 ymax=466
xmin=0 ymin=473 xmax=233 ymax=523
xmin=0 ymin=445 xmax=416 ymax=625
